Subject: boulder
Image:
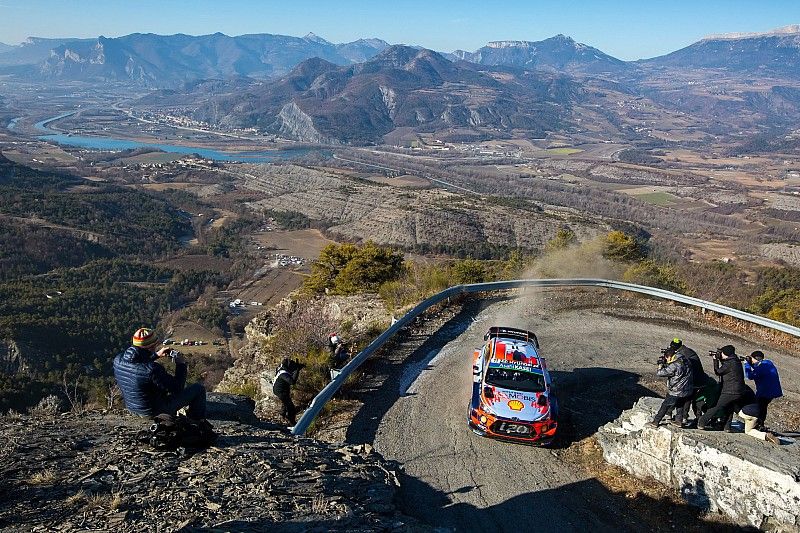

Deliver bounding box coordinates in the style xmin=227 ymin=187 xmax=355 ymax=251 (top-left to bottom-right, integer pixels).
xmin=205 ymin=392 xmax=257 ymax=423
xmin=597 ymin=397 xmax=800 ymax=530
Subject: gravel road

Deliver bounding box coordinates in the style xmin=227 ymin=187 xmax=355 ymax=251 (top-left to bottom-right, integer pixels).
xmin=347 ymin=289 xmax=799 ymax=532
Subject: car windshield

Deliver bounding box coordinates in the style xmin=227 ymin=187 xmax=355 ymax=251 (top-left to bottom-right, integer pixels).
xmin=485 ymin=367 xmax=545 ymax=393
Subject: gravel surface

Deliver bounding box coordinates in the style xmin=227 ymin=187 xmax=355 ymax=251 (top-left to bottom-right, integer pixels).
xmin=346 ymin=288 xmax=799 ymax=532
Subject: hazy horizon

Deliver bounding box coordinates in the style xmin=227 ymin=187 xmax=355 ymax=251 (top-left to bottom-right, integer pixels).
xmin=2 ymin=0 xmax=800 ymax=61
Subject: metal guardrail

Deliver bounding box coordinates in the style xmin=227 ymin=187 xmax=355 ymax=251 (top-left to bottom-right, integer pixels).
xmin=292 ymin=278 xmax=800 ymax=435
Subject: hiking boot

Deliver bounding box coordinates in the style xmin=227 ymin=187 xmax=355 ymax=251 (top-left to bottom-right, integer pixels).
xmin=668 ymin=419 xmax=686 ymax=428
xmin=644 ymin=421 xmax=658 ymax=429
xmin=766 ymin=433 xmax=780 ymax=445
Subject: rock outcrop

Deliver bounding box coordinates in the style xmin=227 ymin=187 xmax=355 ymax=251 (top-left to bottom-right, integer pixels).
xmin=597 ymin=397 xmax=800 ymax=531
xmin=0 ymin=339 xmax=26 ymax=375
xmin=0 ymin=395 xmax=418 ymax=531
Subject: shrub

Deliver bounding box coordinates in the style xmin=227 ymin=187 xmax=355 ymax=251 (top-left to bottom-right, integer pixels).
xmin=545 ymin=228 xmax=577 ymax=252
xmin=602 ymin=231 xmax=645 ymax=262
xmin=451 ymin=259 xmax=490 ymax=284
xmin=305 ymin=242 xmax=405 ymax=295
xmin=623 ymin=260 xmax=688 ymax=294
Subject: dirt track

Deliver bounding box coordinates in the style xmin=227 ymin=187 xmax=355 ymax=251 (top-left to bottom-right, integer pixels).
xmin=345 ymin=289 xmax=798 ymax=532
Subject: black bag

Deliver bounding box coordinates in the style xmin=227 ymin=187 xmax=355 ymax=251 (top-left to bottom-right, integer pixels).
xmin=139 ymin=414 xmax=218 ymax=450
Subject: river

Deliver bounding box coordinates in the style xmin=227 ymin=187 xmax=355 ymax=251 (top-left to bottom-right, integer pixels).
xmin=32 ymin=111 xmax=313 ymax=163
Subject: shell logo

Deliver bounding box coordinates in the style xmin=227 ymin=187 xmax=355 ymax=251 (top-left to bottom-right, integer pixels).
xmin=507 ymin=399 xmax=524 ymax=411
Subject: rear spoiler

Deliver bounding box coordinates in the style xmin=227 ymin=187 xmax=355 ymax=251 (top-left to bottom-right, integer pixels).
xmin=484 ymin=326 xmax=539 ymax=349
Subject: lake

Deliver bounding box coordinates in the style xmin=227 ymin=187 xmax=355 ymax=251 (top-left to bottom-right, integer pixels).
xmin=34 ymin=112 xmax=313 ymax=163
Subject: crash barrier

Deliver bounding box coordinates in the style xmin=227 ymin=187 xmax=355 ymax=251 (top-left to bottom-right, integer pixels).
xmin=292 ymin=278 xmax=800 ymax=435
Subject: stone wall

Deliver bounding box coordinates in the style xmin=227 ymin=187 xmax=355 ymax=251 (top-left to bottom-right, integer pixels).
xmin=597 ymin=397 xmax=800 ymax=531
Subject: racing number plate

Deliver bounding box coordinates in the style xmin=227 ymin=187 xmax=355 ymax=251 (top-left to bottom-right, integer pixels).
xmin=493 ymin=421 xmax=532 ymax=436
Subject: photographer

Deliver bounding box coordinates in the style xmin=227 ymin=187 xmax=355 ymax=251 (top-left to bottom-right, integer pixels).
xmin=646 ymin=348 xmax=693 ymax=428
xmin=745 ymin=351 xmax=783 ymax=428
xmin=272 ymin=357 xmax=305 ymax=427
xmin=328 ymin=332 xmax=349 ymax=370
xmin=698 ymin=345 xmax=747 ymax=432
xmin=666 ymin=338 xmax=712 ymax=422
xmin=113 ymin=327 xmax=207 ymax=420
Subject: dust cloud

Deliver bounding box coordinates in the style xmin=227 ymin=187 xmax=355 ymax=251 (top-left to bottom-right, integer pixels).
xmin=490 ymin=238 xmax=624 ymax=329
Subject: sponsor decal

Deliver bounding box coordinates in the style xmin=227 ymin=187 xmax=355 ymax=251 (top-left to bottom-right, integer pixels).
xmin=508 ymin=399 xmax=524 ymax=411
xmin=489 ymin=361 xmax=541 ymax=372
xmin=500 ymin=390 xmax=536 ymax=402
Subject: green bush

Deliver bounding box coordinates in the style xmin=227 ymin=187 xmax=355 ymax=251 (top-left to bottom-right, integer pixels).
xmin=305 ymin=242 xmax=404 ymax=295
xmin=623 ymin=260 xmax=688 ymax=294
xmin=451 ymin=259 xmax=490 ymax=284
xmin=602 ymin=231 xmax=645 ymax=262
xmin=545 ymin=228 xmax=577 ymax=252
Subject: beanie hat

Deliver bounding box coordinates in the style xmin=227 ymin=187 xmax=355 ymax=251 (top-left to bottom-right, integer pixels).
xmin=132 ymin=328 xmax=159 ymax=349
xmin=669 ymin=338 xmax=683 ymax=350
xmin=750 ymin=350 xmax=765 ymax=360
xmin=720 ymin=345 xmax=735 ymax=357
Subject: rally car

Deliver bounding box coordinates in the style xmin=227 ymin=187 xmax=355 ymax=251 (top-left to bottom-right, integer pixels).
xmin=468 ymin=326 xmax=558 ymax=445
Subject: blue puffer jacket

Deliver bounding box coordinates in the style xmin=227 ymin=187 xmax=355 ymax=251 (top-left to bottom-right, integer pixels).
xmin=745 ymin=359 xmax=783 ymax=399
xmin=113 ymin=346 xmax=187 ymax=416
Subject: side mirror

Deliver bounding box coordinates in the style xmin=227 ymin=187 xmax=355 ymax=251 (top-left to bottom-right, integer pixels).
xmin=483 ymin=386 xmax=494 ymax=399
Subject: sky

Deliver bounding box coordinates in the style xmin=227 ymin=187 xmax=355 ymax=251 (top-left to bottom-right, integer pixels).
xmin=1 ymin=0 xmax=800 ymax=60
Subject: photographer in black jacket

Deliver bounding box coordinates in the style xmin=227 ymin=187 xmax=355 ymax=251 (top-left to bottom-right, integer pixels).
xmin=272 ymin=357 xmax=305 ymax=428
xmin=698 ymin=345 xmax=748 ymax=432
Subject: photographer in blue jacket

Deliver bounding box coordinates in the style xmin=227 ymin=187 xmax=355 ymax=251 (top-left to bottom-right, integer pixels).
xmin=745 ymin=350 xmax=783 ymax=429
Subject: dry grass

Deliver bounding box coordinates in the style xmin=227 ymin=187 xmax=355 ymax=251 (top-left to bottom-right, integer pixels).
xmin=311 ymin=494 xmax=329 ymax=514
xmin=65 ymin=490 xmax=87 ymax=506
xmin=28 ymin=469 xmax=57 ymax=485
xmin=66 ymin=490 xmax=123 ymax=510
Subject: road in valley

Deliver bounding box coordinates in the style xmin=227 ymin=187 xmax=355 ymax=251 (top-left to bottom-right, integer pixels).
xmin=346 ymin=291 xmax=799 ymax=532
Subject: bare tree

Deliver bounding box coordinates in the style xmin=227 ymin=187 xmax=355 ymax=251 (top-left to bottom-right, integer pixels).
xmin=106 ymin=383 xmax=121 ymax=411
xmin=62 ymin=373 xmax=83 ymax=414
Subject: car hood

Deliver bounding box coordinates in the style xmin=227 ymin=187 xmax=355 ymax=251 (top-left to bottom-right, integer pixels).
xmin=481 ymin=386 xmax=550 ymax=421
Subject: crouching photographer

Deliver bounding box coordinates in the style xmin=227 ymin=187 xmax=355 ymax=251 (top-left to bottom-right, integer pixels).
xmin=646 ymin=348 xmax=693 ymax=428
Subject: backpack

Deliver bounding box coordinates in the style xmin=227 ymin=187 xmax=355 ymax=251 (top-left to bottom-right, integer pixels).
xmin=139 ymin=414 xmax=218 ymax=450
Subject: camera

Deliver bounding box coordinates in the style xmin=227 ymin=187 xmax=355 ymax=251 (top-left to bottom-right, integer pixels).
xmin=168 ymin=349 xmax=180 ymax=361
xmin=707 ymin=349 xmax=720 ymax=359
xmin=657 ymin=347 xmax=673 ymax=365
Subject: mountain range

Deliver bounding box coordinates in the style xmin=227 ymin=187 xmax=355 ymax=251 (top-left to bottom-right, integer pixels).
xmin=450 ymin=35 xmax=629 ymax=75
xmin=637 ymin=25 xmax=800 ymax=76
xmin=3 ymin=26 xmax=800 ymax=87
xmin=189 ymin=45 xmax=576 ymax=144
xmin=0 ymin=32 xmax=389 ymax=86
xmin=6 ymin=26 xmax=800 ymax=145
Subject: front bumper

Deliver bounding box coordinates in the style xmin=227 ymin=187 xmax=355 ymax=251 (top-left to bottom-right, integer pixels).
xmin=468 ymin=411 xmax=557 ymax=446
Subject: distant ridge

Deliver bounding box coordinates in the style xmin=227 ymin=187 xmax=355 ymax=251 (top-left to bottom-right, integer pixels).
xmin=702 ymin=24 xmax=800 ymax=41
xmin=640 ymin=25 xmax=800 ymax=77
xmin=1 ymin=32 xmax=390 ymax=87
xmin=451 ymin=35 xmax=628 ymax=75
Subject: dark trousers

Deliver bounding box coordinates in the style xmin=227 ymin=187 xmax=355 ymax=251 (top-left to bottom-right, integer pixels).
xmin=156 ymin=383 xmax=207 ymax=420
xmin=698 ymin=392 xmax=742 ymax=430
xmin=690 ymin=388 xmax=708 ymax=419
xmin=653 ymin=394 xmax=691 ymax=425
xmin=273 ymin=383 xmax=296 ymax=425
xmin=757 ymin=396 xmax=773 ymax=426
